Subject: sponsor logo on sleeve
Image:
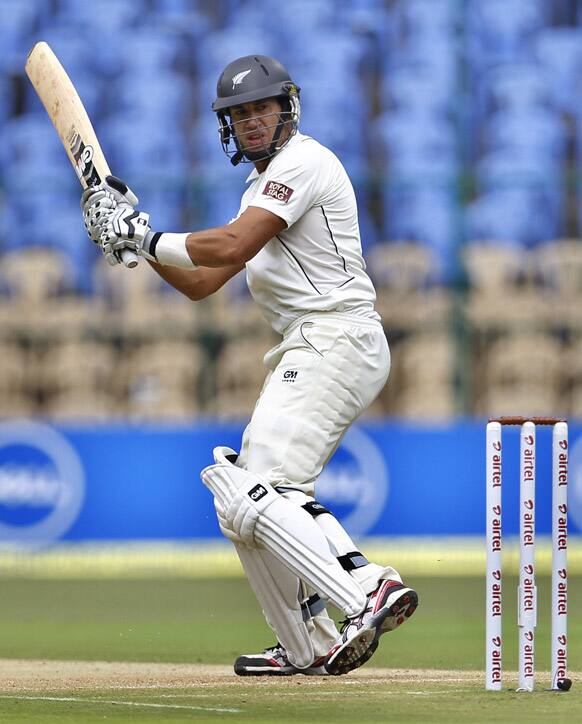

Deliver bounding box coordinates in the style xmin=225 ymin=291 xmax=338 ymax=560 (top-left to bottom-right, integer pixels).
xmin=263 ymin=180 xmax=294 ymax=203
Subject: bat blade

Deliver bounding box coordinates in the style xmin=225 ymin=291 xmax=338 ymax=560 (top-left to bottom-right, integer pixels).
xmin=25 ymin=41 xmax=138 ymax=268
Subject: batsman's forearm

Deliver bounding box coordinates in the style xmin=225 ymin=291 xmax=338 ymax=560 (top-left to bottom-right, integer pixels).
xmin=147 ymin=227 xmax=240 ymax=268
xmin=147 ymin=259 xmax=244 ymax=301
xmin=147 ymin=259 xmax=206 ymax=300
xmin=185 ymin=226 xmax=242 ymax=267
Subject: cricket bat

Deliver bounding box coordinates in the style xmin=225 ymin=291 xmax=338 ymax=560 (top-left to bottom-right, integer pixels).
xmin=25 ymin=41 xmax=138 ymax=268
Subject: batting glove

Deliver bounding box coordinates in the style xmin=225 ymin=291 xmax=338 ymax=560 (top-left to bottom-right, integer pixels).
xmin=99 ymin=207 xmax=152 ymax=266
xmin=81 ymin=175 xmax=139 ymax=240
xmin=81 ymin=176 xmax=156 ymax=266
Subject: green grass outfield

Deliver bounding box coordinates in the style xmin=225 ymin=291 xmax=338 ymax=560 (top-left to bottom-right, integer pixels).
xmin=0 ymin=575 xmax=579 ymax=723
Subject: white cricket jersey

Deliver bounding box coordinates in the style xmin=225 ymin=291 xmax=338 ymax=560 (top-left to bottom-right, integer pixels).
xmin=236 ymin=132 xmax=380 ymax=334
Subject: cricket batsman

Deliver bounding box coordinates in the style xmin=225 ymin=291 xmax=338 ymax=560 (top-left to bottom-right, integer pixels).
xmin=81 ymin=55 xmax=418 ymax=676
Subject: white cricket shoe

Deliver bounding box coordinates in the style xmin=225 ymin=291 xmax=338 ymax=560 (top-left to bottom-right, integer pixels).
xmin=234 ymin=643 xmax=328 ymax=676
xmin=324 ymin=579 xmax=418 ymax=676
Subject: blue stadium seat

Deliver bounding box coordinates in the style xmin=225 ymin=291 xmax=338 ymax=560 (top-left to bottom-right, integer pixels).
xmin=0 ymin=0 xmax=47 ymax=28
xmin=484 ymin=108 xmax=566 ymax=161
xmin=302 ymin=110 xmax=365 ymax=157
xmin=152 ymin=0 xmax=206 ymax=11
xmin=474 ymin=150 xmax=564 ymax=231
xmin=285 ymin=30 xmax=373 ymax=92
xmin=576 ymin=118 xmax=582 ymax=167
xmin=117 ymin=26 xmax=191 ymax=73
xmin=481 ymin=63 xmax=552 ymax=113
xmin=27 ymin=28 xmax=93 ymax=76
xmin=0 ymin=161 xmax=92 ymax=282
xmin=466 ymin=188 xmax=559 ymax=246
xmin=380 ymin=64 xmax=455 ymax=114
xmin=101 ymin=119 xmax=187 ymax=180
xmin=0 ymin=115 xmax=65 ymax=169
xmin=110 ymin=71 xmax=193 ymax=123
xmin=338 ymin=0 xmax=389 ymax=46
xmin=301 ymin=78 xmax=368 ymax=119
xmin=391 ymin=0 xmax=459 ymax=37
xmin=231 ymin=1 xmax=285 ymax=43
xmin=382 ymin=187 xmax=459 ymax=279
xmin=194 ymin=26 xmax=278 ymax=76
xmin=356 ymin=208 xmax=379 ymax=253
xmin=0 ymin=0 xmax=50 ymax=71
xmin=150 ymin=0 xmax=211 ymax=28
xmin=535 ymin=28 xmax=582 ymax=115
xmin=466 ymin=0 xmax=546 ymax=67
xmin=475 ymin=150 xmax=562 ymax=195
xmin=195 ymin=161 xmax=249 ymax=229
xmin=259 ymin=0 xmax=337 ymax=31
xmin=56 ymin=0 xmax=144 ymax=32
xmin=139 ymin=188 xmax=185 ymax=232
xmin=190 ymin=116 xmax=229 ymax=165
xmin=0 ymin=76 xmax=14 ymax=124
xmin=23 ymin=67 xmax=104 ymax=121
xmin=376 ymin=110 xmax=458 ymax=177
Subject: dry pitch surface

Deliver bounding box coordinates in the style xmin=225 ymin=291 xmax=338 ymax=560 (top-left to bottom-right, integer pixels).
xmin=0 ymin=659 xmax=479 ymax=690
xmin=0 ymin=660 xmax=579 ymax=724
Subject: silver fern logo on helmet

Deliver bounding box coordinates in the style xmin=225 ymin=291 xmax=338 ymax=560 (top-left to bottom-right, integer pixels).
xmin=232 ymin=69 xmax=252 ymax=90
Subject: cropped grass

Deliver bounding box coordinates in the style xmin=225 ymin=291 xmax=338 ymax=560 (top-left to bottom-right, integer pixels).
xmin=0 ymin=576 xmax=579 ymax=722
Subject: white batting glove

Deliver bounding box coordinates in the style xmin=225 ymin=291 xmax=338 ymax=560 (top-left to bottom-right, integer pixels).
xmin=81 ymin=175 xmax=139 ymax=241
xmin=100 ymin=207 xmax=152 ymax=266
xmin=81 ymin=176 xmax=155 ymax=266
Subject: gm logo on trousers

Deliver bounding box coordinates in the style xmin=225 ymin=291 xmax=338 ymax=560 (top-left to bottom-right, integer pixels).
xmin=0 ymin=421 xmax=85 ymax=548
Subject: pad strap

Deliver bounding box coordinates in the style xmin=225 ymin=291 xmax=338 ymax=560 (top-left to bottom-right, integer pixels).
xmin=337 ymin=551 xmax=370 ymax=571
xmin=301 ymin=593 xmax=326 ymax=621
xmin=302 ymin=500 xmax=332 ymax=517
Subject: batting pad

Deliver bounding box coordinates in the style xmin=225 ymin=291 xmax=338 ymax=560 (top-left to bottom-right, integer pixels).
xmin=209 ymin=449 xmax=318 ymax=666
xmin=235 ymin=543 xmax=318 ymax=668
xmin=201 ymin=450 xmax=367 ymax=617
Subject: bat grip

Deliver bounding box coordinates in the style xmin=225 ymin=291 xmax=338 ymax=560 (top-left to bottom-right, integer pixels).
xmin=121 ymin=249 xmax=139 ymax=268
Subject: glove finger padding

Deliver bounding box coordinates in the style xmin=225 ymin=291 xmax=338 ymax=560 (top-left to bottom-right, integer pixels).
xmin=81 ymin=176 xmax=148 ymax=266
xmin=81 ymin=175 xmax=139 ymax=240
xmin=84 ymin=199 xmax=121 ymax=243
xmin=99 ymin=208 xmax=151 ymax=265
xmin=105 ymin=175 xmax=139 ymax=206
xmin=103 ymin=208 xmax=150 ymax=244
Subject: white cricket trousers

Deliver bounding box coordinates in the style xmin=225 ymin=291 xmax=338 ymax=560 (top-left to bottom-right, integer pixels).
xmin=237 ymin=311 xmax=390 ymax=493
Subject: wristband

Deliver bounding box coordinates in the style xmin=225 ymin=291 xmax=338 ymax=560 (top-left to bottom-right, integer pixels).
xmin=151 ymin=232 xmax=198 ymax=268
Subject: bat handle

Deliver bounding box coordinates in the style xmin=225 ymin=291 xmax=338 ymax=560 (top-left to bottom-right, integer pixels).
xmin=121 ymin=249 xmax=139 ymax=268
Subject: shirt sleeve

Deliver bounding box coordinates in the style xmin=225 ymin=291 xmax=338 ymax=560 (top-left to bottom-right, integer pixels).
xmin=247 ymin=142 xmax=324 ymax=227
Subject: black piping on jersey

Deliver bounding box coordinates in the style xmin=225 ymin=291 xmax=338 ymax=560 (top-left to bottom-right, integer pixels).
xmin=336 ymin=275 xmax=356 ymax=289
xmin=320 ymin=205 xmax=349 ymax=274
xmin=276 ymin=235 xmax=323 ymax=295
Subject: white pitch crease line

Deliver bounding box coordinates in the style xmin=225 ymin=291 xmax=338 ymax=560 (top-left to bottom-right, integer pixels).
xmin=0 ymin=695 xmax=241 ymax=713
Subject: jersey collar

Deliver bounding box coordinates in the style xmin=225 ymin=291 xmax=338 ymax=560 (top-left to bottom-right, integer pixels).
xmin=245 ymin=131 xmax=308 ymax=182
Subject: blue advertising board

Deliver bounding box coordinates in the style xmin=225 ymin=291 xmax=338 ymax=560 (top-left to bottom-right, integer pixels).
xmin=0 ymin=419 xmax=581 ymax=547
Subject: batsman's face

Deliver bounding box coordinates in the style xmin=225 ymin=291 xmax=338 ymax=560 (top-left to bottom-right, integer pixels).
xmin=229 ymin=98 xmax=286 ymax=153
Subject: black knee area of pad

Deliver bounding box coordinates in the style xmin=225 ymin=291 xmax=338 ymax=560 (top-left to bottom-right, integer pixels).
xmin=337 ymin=551 xmax=370 ymax=571
xmin=302 ymin=500 xmax=331 ymax=517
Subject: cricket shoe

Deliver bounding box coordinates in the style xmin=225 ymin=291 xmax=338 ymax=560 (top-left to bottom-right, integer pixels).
xmin=234 ymin=643 xmax=328 ymax=676
xmin=324 ymin=580 xmax=418 ymax=676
